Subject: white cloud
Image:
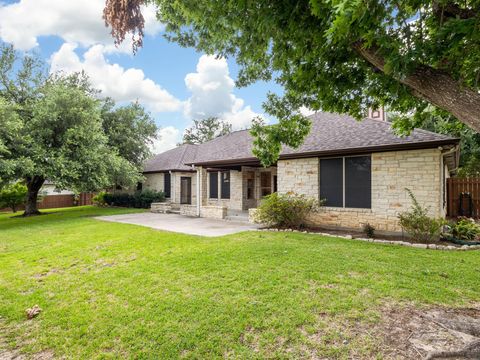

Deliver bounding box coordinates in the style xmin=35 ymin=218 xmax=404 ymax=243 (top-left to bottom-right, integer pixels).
xmin=151 ymin=126 xmax=181 ymax=154
xmin=184 ymin=55 xmax=263 ymax=129
xmin=299 ymin=106 xmax=316 ymax=117
xmin=50 ymin=43 xmax=181 ymax=113
xmin=0 ymin=0 xmax=162 ymax=52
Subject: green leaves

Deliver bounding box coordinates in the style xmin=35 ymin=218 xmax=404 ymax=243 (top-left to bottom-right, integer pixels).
xmin=182 ymin=117 xmax=232 ymax=144
xmin=0 ymin=182 xmax=27 ymax=213
xmin=0 ymin=46 xmax=153 ymax=194
xmin=141 ymin=0 xmax=480 ymax=162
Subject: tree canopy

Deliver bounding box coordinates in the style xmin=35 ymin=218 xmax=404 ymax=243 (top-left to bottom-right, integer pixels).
xmin=104 ymin=0 xmax=480 ymax=165
xmin=0 ymin=45 xmax=157 ymax=215
xmin=392 ymin=107 xmax=480 ymax=177
xmin=182 ymin=117 xmax=232 ymax=144
xmin=101 ymin=98 xmax=157 ymax=168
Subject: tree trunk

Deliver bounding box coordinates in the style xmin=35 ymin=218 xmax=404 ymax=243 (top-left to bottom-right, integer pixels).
xmin=353 ymin=43 xmax=480 ymax=133
xmin=23 ymin=176 xmax=45 ymax=216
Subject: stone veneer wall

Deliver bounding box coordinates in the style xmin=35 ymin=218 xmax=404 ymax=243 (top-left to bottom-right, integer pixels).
xmin=205 ymin=170 xmax=243 ymax=210
xmin=180 ymin=204 xmax=227 ymax=219
xmin=143 ymin=173 xmax=165 ymax=192
xmin=144 ymin=171 xmax=197 ymax=205
xmin=277 ymin=149 xmax=444 ymax=233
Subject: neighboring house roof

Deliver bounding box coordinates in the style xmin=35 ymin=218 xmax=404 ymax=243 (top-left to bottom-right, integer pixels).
xmin=143 ymin=144 xmax=198 ymax=173
xmin=187 ymin=112 xmax=459 ymax=166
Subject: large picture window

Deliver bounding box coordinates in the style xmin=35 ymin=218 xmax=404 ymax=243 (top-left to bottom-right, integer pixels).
xmin=221 ymin=171 xmax=230 ymax=199
xmin=320 ymin=156 xmax=371 ymax=208
xmin=164 ymin=173 xmax=171 ymax=198
xmin=209 ymin=172 xmax=218 ymax=199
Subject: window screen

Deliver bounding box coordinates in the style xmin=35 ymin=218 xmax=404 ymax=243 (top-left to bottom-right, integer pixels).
xmin=345 ymin=156 xmax=371 ymax=208
xmin=221 ymin=171 xmax=230 ymax=199
xmin=164 ymin=173 xmax=171 ymax=198
xmin=320 ymin=158 xmax=343 ymax=207
xmin=209 ymin=172 xmax=218 ymax=198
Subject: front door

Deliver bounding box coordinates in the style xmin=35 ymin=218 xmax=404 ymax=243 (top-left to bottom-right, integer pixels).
xmin=180 ymin=177 xmax=192 ymax=204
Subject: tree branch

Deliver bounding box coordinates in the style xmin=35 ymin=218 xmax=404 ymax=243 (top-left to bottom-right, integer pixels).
xmin=352 ymin=42 xmax=480 ymax=132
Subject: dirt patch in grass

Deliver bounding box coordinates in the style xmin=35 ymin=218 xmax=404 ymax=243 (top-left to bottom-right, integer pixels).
xmin=0 ymin=320 xmax=54 ymax=360
xmin=377 ymin=303 xmax=480 ymax=359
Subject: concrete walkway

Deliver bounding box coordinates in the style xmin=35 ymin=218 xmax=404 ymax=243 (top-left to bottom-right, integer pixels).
xmin=95 ymin=212 xmax=260 ymax=237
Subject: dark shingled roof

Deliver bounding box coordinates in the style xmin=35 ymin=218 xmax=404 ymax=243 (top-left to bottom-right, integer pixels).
xmin=188 ymin=112 xmax=459 ymax=166
xmin=143 ymin=144 xmax=197 ymax=172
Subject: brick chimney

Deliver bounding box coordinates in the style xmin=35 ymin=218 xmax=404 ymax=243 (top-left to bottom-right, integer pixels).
xmin=367 ymin=107 xmax=386 ymax=121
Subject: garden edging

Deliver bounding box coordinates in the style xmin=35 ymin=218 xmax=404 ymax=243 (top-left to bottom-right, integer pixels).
xmin=257 ymin=228 xmax=480 ymax=251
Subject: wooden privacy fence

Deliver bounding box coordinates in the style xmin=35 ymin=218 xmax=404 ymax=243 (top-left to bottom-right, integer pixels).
xmin=447 ymin=178 xmax=480 ymax=218
xmin=0 ymin=192 xmax=95 ymax=213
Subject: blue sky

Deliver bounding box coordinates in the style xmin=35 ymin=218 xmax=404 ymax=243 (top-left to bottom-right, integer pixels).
xmin=0 ymin=0 xmax=283 ymax=152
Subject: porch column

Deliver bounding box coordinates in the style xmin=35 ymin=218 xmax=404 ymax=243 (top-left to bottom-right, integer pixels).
xmin=196 ymin=166 xmax=201 ymax=217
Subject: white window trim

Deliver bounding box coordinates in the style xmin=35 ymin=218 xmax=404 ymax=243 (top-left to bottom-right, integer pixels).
xmin=319 ymin=154 xmax=371 ymax=209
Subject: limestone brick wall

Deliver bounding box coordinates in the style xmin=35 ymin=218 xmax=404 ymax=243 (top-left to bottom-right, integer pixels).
xmin=277 ymin=158 xmax=319 ymax=197
xmin=151 ymin=202 xmax=172 ymax=213
xmin=277 ymin=149 xmax=443 ymax=233
xmin=179 ymin=204 xmax=227 ymax=219
xmin=143 ymin=173 xmax=165 ymax=192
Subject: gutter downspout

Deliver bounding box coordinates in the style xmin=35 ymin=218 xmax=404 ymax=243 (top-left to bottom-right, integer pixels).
xmin=196 ymin=166 xmax=201 ymax=217
xmin=170 ymin=171 xmax=175 ymax=203
xmin=440 ymin=145 xmax=460 ymax=174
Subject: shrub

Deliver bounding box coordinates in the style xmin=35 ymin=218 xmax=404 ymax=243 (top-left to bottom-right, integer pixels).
xmin=254 ymin=192 xmax=321 ymax=229
xmin=450 ymin=217 xmax=480 ymax=241
xmin=92 ymin=191 xmax=107 ymax=206
xmin=398 ymin=188 xmax=444 ymax=243
xmin=102 ymin=190 xmax=165 ymax=208
xmin=362 ymin=223 xmax=375 ymax=238
xmin=0 ymin=182 xmax=27 ymax=213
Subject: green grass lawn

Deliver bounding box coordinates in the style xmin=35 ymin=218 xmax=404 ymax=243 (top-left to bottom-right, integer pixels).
xmin=1 ymin=206 xmax=479 ymax=359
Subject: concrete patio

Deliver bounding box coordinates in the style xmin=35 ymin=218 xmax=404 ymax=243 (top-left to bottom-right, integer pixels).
xmin=95 ymin=212 xmax=260 ymax=237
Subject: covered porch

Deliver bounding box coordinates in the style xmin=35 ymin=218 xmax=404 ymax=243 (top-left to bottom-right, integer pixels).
xmin=188 ymin=162 xmax=277 ymax=220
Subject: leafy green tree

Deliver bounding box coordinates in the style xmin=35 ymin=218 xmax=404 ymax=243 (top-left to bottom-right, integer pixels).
xmin=101 ymin=98 xmax=157 ymax=168
xmin=0 ymin=46 xmax=142 ymax=216
xmin=104 ymin=0 xmax=480 ymax=165
xmin=0 ymin=182 xmax=27 ymax=213
xmin=391 ymin=106 xmax=480 ymax=177
xmin=182 ymin=117 xmax=232 ymax=144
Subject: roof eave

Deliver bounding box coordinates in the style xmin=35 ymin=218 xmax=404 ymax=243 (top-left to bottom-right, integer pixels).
xmin=187 ymin=138 xmax=460 ymax=167
xmin=143 ymin=168 xmax=196 ymax=174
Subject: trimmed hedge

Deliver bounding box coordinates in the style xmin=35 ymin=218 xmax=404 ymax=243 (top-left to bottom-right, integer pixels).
xmin=103 ymin=190 xmax=165 ymax=208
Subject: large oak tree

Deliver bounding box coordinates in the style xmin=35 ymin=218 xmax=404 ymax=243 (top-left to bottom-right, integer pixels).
xmin=104 ymin=0 xmax=480 ymax=165
xmin=0 ymin=46 xmax=157 ymax=216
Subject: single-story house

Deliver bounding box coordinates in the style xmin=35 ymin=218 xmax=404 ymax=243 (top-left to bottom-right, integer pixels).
xmin=144 ymin=111 xmax=459 ymax=233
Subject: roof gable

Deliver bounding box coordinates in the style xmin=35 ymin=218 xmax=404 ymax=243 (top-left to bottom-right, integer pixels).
xmin=143 ymin=144 xmax=198 ymax=172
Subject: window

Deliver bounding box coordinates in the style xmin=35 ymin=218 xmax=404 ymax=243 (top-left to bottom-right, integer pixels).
xmin=136 ymin=182 xmax=143 ymax=191
xmin=164 ymin=173 xmax=171 ymax=198
xmin=320 ymin=156 xmax=371 ymax=208
xmin=247 ymin=179 xmax=254 ymax=199
xmin=345 ymin=156 xmax=371 ymax=208
xmin=209 ymin=172 xmax=218 ymax=199
xmin=260 ymin=172 xmax=272 ymax=197
xmin=246 ymin=171 xmax=255 ymax=199
xmin=320 ymin=158 xmax=343 ymax=207
xmin=221 ymin=171 xmax=230 ymax=199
